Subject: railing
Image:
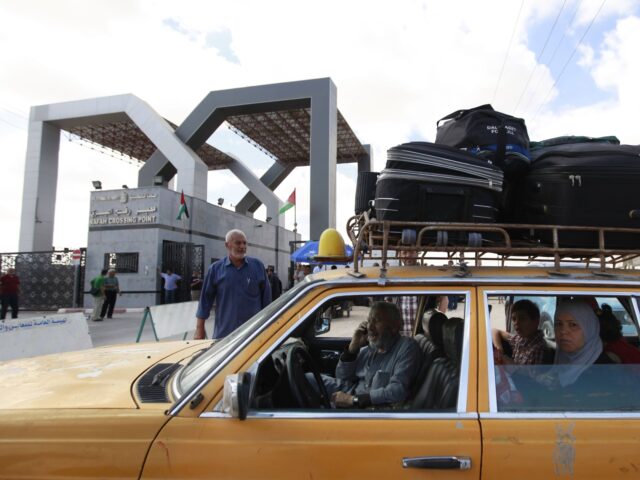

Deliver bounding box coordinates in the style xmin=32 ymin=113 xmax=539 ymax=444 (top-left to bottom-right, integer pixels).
xmin=346 ymin=213 xmax=640 ymax=273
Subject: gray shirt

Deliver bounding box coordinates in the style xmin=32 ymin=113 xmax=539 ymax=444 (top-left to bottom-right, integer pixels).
xmin=335 ymin=336 xmax=421 ymax=405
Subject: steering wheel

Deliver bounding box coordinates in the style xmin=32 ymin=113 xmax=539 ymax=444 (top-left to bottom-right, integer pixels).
xmin=286 ymin=344 xmax=331 ymax=408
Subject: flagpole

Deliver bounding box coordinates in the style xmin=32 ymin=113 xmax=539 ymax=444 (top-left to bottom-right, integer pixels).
xmin=293 ymin=188 xmax=297 ymax=235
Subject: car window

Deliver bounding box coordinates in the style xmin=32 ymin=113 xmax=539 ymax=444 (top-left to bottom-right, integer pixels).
xmin=488 ymin=293 xmax=640 ymax=413
xmin=596 ymin=297 xmax=637 ymax=337
xmin=248 ymin=291 xmax=468 ymax=413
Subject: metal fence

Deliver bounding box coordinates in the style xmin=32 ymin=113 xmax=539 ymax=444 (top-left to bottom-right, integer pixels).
xmin=0 ymin=249 xmax=86 ymax=311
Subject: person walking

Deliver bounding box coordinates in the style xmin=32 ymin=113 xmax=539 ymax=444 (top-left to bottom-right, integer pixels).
xmin=194 ymin=229 xmax=271 ymax=340
xmin=100 ymin=269 xmax=120 ymax=319
xmin=0 ymin=268 xmax=20 ymax=320
xmin=158 ymin=268 xmax=182 ymax=304
xmin=89 ymin=269 xmax=107 ymax=321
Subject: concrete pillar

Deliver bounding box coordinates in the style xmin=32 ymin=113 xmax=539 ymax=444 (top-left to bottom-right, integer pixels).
xmin=226 ymin=155 xmax=283 ymax=226
xmin=358 ymin=144 xmax=372 ymax=173
xmin=19 ymin=119 xmax=60 ymax=251
xmin=235 ymin=162 xmax=294 ymax=215
xmin=309 ymin=80 xmax=337 ymax=239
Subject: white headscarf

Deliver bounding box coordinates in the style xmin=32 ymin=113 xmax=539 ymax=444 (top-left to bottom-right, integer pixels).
xmin=552 ymin=299 xmax=603 ymax=387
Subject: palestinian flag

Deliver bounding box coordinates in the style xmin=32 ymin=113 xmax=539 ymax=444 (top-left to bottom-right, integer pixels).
xmin=177 ymin=190 xmax=189 ymax=220
xmin=279 ymin=189 xmax=296 ymax=214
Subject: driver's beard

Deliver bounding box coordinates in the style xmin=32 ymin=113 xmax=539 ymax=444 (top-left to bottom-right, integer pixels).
xmin=369 ymin=332 xmax=396 ymax=353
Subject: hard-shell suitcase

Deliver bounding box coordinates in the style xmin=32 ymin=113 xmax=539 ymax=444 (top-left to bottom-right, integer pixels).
xmin=516 ymin=142 xmax=640 ymax=248
xmin=374 ymin=142 xmax=503 ymax=228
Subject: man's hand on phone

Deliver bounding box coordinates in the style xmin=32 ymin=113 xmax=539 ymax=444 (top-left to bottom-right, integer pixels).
xmin=349 ymin=321 xmax=369 ymax=353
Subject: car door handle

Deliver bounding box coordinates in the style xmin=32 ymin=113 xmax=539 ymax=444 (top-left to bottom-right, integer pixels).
xmin=402 ymin=456 xmax=471 ymax=470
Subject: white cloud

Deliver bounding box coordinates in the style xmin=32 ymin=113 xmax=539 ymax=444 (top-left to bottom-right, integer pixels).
xmin=1 ymin=1 xmax=639 ymax=252
xmin=577 ymin=44 xmax=595 ymax=67
xmin=531 ymin=15 xmax=640 ymax=144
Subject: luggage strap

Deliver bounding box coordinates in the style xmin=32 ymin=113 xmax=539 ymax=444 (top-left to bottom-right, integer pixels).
xmin=467 ymin=144 xmax=530 ymax=160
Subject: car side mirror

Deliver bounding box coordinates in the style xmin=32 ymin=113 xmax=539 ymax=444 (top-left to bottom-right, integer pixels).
xmin=221 ymin=372 xmax=250 ymax=420
xmin=315 ymin=314 xmax=331 ymax=335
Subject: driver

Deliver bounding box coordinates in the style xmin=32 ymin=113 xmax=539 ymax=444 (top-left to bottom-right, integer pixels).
xmin=321 ymin=301 xmax=421 ymax=409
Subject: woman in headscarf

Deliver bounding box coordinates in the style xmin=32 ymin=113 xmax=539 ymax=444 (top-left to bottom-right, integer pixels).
xmin=551 ymin=298 xmax=614 ymax=388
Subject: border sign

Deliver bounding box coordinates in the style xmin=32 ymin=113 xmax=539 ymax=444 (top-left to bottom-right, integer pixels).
xmin=0 ymin=313 xmax=92 ymax=362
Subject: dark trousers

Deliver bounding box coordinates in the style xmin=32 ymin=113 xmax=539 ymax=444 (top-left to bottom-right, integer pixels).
xmin=165 ymin=289 xmax=178 ymax=304
xmin=101 ymin=290 xmax=118 ymax=318
xmin=0 ymin=294 xmax=18 ymax=319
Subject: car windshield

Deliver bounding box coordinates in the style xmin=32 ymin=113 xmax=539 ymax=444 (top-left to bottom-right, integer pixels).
xmin=176 ymin=276 xmax=322 ymax=395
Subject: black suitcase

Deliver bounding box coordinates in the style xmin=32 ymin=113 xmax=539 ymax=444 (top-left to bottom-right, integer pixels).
xmin=435 ymin=104 xmax=530 ymax=175
xmin=516 ymin=142 xmax=640 ymax=248
xmin=530 ymin=135 xmax=620 ymax=151
xmin=374 ymin=142 xmax=503 ymax=228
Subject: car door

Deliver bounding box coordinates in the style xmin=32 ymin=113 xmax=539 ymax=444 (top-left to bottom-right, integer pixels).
xmin=478 ymin=286 xmax=640 ymax=479
xmin=142 ymin=285 xmax=481 ymax=479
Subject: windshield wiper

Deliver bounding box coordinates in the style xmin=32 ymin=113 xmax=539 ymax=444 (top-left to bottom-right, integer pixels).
xmin=151 ymin=363 xmax=182 ymax=387
xmin=184 ymin=347 xmax=210 ymax=368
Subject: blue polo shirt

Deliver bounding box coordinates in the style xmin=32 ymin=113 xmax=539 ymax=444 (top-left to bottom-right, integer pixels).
xmin=196 ymin=256 xmax=272 ymax=339
xmin=160 ymin=273 xmax=182 ymax=291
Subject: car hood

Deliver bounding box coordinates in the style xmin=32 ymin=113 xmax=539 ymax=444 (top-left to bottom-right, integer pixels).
xmin=0 ymin=341 xmax=209 ymax=410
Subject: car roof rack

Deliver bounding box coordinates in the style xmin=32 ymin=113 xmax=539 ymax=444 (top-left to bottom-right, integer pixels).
xmin=346 ymin=212 xmax=640 ymax=274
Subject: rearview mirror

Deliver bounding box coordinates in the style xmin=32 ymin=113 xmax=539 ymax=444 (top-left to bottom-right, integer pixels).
xmin=221 ymin=372 xmax=250 ymax=420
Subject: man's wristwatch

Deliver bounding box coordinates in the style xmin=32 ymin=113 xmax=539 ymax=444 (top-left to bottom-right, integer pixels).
xmin=352 ymin=395 xmax=359 ymax=408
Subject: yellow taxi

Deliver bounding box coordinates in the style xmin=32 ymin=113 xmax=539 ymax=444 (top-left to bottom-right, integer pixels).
xmin=2 ymin=219 xmax=640 ymax=479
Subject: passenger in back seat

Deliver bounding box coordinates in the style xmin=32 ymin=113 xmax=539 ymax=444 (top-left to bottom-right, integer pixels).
xmin=598 ymin=304 xmax=640 ymax=364
xmin=492 ymin=299 xmax=547 ymax=365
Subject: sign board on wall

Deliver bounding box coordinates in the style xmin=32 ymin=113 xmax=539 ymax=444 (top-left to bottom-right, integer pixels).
xmin=89 ymin=191 xmax=158 ymax=227
xmin=0 ymin=313 xmax=93 ymax=361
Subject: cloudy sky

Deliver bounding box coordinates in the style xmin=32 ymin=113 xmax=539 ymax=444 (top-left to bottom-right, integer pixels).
xmin=1 ymin=0 xmax=639 ymax=252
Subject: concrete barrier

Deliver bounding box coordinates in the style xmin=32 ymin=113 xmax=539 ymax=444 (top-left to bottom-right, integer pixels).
xmin=142 ymin=301 xmax=202 ymax=340
xmin=0 ymin=313 xmax=93 ymax=362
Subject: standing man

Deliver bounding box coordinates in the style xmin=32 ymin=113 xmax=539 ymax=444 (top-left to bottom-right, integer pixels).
xmin=158 ymin=268 xmax=182 ymax=304
xmin=0 ymin=268 xmax=20 ymax=320
xmin=266 ymin=265 xmax=282 ymax=301
xmin=100 ymin=269 xmax=120 ymax=319
xmin=195 ymin=229 xmax=271 ymax=340
xmin=397 ymin=250 xmax=419 ymax=336
xmin=89 ymin=269 xmax=107 ymax=321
